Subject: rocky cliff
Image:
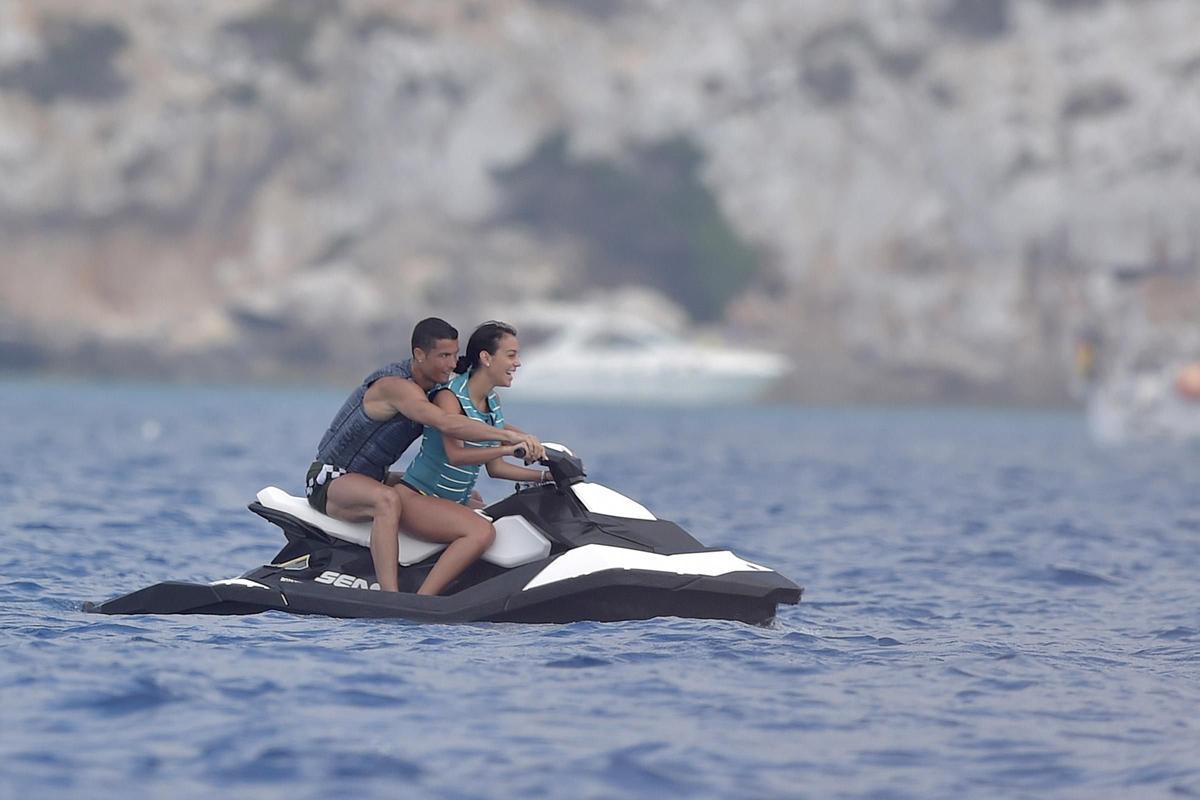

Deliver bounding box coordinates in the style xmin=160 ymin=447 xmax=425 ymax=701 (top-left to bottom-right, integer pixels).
xmin=1 ymin=0 xmax=1197 ymax=401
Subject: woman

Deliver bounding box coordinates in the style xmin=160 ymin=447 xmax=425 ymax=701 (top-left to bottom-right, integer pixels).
xmin=402 ymin=321 xmax=549 ymax=506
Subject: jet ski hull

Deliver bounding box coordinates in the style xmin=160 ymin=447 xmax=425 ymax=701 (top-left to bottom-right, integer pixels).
xmin=83 ymin=564 xmax=801 ymax=625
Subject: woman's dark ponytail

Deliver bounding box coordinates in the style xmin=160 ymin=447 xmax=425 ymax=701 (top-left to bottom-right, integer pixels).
xmin=456 ymin=321 xmax=518 ymax=374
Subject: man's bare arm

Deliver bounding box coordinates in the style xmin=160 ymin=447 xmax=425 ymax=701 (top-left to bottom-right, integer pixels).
xmin=384 ymin=379 xmax=544 ymax=459
xmin=430 ymin=390 xmax=521 ymax=466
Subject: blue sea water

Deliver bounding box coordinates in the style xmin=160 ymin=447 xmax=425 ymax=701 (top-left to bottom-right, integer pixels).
xmin=1 ymin=379 xmax=1198 ymax=799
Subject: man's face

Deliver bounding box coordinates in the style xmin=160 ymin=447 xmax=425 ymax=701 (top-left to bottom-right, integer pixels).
xmin=415 ymin=338 xmax=459 ymax=384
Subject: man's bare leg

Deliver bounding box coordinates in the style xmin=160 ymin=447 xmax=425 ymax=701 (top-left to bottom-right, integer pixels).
xmin=325 ymin=474 xmax=405 ymax=591
xmin=390 ymin=485 xmax=496 ymax=596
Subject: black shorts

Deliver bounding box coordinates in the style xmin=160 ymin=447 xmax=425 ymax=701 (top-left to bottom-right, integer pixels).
xmin=397 ymin=477 xmax=428 ymax=496
xmin=305 ymin=461 xmax=348 ymax=514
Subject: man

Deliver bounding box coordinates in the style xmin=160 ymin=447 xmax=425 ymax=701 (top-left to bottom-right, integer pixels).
xmin=306 ymin=317 xmax=544 ymax=594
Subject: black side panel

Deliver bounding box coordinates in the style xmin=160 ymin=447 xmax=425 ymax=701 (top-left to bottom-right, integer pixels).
xmin=484 ymin=486 xmax=708 ymax=554
xmin=552 ymin=514 xmax=708 ymax=553
xmin=489 ymin=585 xmax=782 ymax=625
xmin=272 ymin=564 xmax=799 ymax=624
xmin=82 ymin=581 xmax=274 ymax=616
xmin=272 ymin=564 xmax=545 ymax=622
xmin=250 ymin=501 xmax=345 ymax=553
xmin=483 ymin=486 xmax=584 ymax=547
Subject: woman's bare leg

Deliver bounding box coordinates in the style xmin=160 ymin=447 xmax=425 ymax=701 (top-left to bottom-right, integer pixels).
xmin=391 ymin=486 xmax=496 ymax=596
xmin=325 ymin=474 xmax=405 ymax=592
xmin=324 ymin=478 xmax=495 ymax=595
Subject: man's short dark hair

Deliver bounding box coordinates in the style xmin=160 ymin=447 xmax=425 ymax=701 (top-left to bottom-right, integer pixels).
xmin=412 ymin=317 xmax=458 ymax=353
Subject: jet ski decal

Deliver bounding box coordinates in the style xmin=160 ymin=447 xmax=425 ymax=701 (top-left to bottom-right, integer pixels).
xmin=314 ymin=571 xmax=381 ymax=591
xmin=210 ymin=578 xmax=273 ymax=590
xmin=523 ymin=544 xmax=773 ymax=591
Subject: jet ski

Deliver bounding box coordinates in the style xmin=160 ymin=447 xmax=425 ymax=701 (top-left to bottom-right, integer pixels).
xmin=84 ymin=446 xmax=802 ymax=624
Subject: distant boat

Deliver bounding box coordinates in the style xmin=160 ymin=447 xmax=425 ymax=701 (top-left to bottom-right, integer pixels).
xmin=502 ymin=306 xmax=789 ymax=406
xmin=1087 ymin=361 xmax=1200 ymax=444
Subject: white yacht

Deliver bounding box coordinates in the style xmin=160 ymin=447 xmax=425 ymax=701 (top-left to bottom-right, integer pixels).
xmin=500 ymin=306 xmax=790 ymax=406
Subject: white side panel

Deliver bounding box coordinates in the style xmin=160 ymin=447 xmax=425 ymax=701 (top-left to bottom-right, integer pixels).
xmin=486 ymin=515 xmax=552 ymax=567
xmin=571 ymin=482 xmax=656 ymax=520
xmin=256 ymin=487 xmax=550 ymax=568
xmin=522 ymin=544 xmax=772 ymax=591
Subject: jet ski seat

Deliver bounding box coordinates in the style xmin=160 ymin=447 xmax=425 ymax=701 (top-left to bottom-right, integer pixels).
xmin=255 ymin=487 xmax=551 ymax=567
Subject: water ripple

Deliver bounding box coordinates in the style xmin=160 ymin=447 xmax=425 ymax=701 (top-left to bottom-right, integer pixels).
xmin=2 ymin=387 xmax=1199 ymax=799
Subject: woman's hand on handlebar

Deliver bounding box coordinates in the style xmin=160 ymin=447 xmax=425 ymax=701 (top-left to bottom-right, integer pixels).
xmin=509 ymin=433 xmax=544 ymax=463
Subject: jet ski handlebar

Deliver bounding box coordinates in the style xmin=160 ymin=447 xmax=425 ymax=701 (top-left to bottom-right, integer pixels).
xmin=511 ymin=443 xmax=586 ymax=486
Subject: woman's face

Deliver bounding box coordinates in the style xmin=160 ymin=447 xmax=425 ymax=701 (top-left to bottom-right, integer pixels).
xmin=482 ymin=334 xmax=521 ymax=388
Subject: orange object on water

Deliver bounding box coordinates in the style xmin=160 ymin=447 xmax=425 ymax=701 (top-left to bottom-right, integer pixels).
xmin=1175 ymin=363 xmax=1200 ymax=401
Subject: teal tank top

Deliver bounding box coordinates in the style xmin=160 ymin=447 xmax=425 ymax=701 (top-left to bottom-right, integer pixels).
xmin=403 ymin=371 xmax=505 ymax=504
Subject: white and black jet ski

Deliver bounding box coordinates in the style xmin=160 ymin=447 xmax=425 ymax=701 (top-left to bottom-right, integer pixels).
xmin=84 ymin=447 xmax=802 ymax=624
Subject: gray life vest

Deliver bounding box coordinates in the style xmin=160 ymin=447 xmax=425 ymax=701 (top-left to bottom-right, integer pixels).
xmin=314 ymin=360 xmax=424 ymax=481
